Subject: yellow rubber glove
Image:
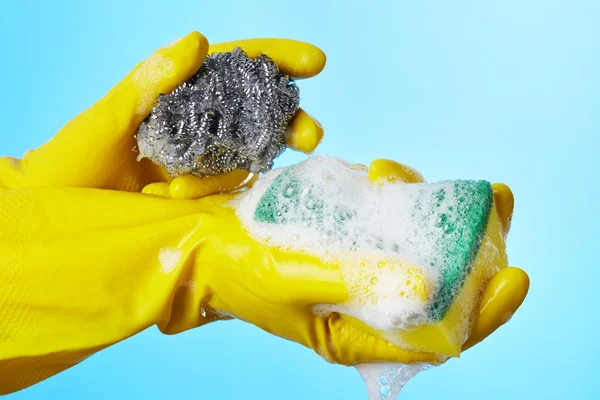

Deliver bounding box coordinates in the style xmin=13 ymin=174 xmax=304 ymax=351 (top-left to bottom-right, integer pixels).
xmin=0 ymin=31 xmax=325 ymax=193
xmin=0 ymin=183 xmax=410 ymax=394
xmin=0 ymin=157 xmax=528 ymax=395
xmin=0 ymin=30 xmax=325 ymax=395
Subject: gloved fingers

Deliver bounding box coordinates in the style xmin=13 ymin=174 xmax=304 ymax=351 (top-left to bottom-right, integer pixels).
xmin=141 ymin=182 xmax=170 ymax=197
xmin=491 ymin=183 xmax=514 ymax=237
xmin=285 ymin=109 xmax=324 ymax=154
xmin=6 ymin=32 xmax=209 ymax=190
xmin=368 ymin=159 xmax=425 ymax=184
xmin=462 ymin=266 xmax=529 ymax=351
xmin=168 ymin=169 xmax=255 ymax=200
xmin=314 ymin=313 xmax=444 ymax=366
xmin=208 ymin=39 xmax=326 ymax=79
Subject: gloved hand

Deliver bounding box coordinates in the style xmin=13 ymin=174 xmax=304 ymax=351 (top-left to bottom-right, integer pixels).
xmin=0 ymin=31 xmax=325 ymax=194
xmin=0 ymin=157 xmax=529 ymax=395
xmin=0 ymin=30 xmax=325 ymax=394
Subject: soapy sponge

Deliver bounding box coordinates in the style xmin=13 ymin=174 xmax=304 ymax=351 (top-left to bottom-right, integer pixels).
xmin=238 ymin=155 xmax=503 ymax=357
xmin=254 ymin=170 xmax=492 ymax=321
xmin=136 ymin=47 xmax=300 ymax=178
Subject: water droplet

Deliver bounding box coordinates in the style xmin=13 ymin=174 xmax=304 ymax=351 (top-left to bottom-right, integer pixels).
xmin=283 ymin=184 xmax=299 ymax=198
xmin=435 ymin=213 xmax=449 ymax=228
xmin=370 ymin=277 xmax=379 ymax=285
xmin=380 ymin=376 xmax=387 ymax=385
xmin=443 ymin=223 xmax=456 ymax=234
xmin=380 ymin=385 xmax=390 ymax=397
xmin=377 ymin=261 xmax=385 ymax=268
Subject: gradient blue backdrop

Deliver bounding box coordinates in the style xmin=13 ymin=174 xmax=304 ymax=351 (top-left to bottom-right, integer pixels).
xmin=1 ymin=0 xmax=598 ymax=398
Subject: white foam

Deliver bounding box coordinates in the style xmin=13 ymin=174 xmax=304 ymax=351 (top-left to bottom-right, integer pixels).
xmin=132 ymin=53 xmax=174 ymax=115
xmin=235 ymin=155 xmax=472 ymax=331
xmin=158 ymin=247 xmax=183 ymax=273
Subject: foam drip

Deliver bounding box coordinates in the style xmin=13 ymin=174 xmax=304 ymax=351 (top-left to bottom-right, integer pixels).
xmin=356 ymin=363 xmax=431 ymax=399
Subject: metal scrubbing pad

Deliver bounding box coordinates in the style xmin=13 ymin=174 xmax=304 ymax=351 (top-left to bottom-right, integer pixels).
xmin=136 ymin=47 xmax=300 ymax=178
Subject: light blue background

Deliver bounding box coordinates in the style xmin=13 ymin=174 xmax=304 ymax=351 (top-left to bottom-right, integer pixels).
xmin=1 ymin=0 xmax=598 ymax=398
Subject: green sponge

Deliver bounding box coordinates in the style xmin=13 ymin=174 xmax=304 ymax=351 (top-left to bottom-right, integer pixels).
xmin=253 ymin=170 xmax=493 ymax=321
xmin=424 ymin=181 xmax=493 ymax=320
